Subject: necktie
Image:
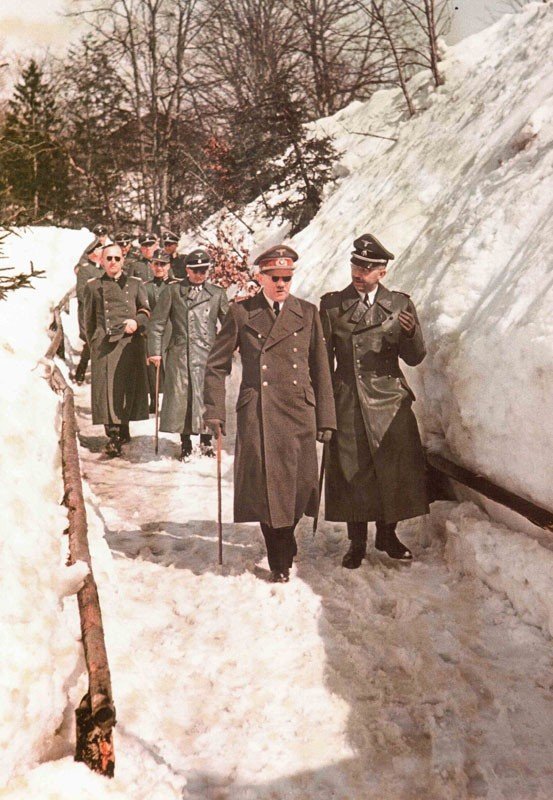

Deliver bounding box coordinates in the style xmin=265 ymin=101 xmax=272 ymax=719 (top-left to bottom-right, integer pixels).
xmin=364 ymin=293 xmax=371 ymax=307
xmin=273 ymin=301 xmax=280 ymax=316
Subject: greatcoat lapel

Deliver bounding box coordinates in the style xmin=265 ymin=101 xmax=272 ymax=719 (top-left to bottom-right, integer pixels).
xmin=263 ymin=294 xmax=304 ymax=350
xmin=352 ymin=284 xmax=393 ymax=333
xmin=245 ymin=292 xmax=276 ymax=340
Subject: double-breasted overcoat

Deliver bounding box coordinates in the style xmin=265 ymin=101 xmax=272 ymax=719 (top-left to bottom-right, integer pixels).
xmin=320 ymin=282 xmax=429 ymax=524
xmin=83 ymin=272 xmax=150 ymax=425
xmin=203 ymin=292 xmax=337 ymax=529
xmin=148 ymin=281 xmax=229 ymax=434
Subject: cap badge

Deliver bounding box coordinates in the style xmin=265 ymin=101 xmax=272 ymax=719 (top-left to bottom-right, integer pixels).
xmin=277 ymin=257 xmax=288 ymax=266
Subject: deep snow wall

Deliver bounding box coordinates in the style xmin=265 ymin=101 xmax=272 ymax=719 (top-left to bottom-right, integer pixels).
xmin=289 ymin=3 xmax=553 ymax=511
xmin=0 ymin=227 xmax=94 ymax=785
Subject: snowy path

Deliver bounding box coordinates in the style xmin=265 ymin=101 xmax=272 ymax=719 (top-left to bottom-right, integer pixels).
xmin=72 ymin=378 xmax=553 ymax=800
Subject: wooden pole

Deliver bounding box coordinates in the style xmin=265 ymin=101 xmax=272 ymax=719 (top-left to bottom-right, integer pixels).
xmin=154 ymin=360 xmax=161 ymax=455
xmin=217 ymin=425 xmax=223 ymax=566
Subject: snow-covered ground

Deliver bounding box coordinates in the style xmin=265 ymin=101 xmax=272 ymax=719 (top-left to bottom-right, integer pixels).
xmin=2 ymin=3 xmax=553 ymax=798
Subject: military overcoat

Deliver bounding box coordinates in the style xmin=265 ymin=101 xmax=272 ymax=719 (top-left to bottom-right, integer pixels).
xmin=203 ymin=292 xmax=337 ymax=529
xmin=83 ymin=272 xmax=150 ymax=425
xmin=75 ymin=259 xmax=103 ymax=340
xmin=126 ymin=255 xmax=151 ymax=283
xmin=320 ymin=282 xmax=429 ymax=524
xmin=148 ymin=280 xmax=229 ymax=434
xmin=145 ymin=277 xmax=172 ymax=396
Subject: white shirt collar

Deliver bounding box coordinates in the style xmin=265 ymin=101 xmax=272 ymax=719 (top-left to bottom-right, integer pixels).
xmin=262 ymin=291 xmax=286 ymax=310
xmin=357 ymin=286 xmax=378 ymax=305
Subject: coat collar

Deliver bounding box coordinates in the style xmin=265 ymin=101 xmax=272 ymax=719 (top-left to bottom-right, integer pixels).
xmin=180 ymin=281 xmax=215 ymax=306
xmin=341 ymin=282 xmax=393 ymax=331
xmin=245 ymin=292 xmax=304 ymax=346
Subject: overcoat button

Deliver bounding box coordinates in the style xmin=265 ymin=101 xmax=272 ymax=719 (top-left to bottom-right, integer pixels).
xmin=293 ymin=364 xmax=297 ymax=369
xmin=262 ymin=364 xmax=267 ymax=370
xmin=258 ymin=334 xmax=262 ymax=339
xmin=293 ymin=332 xmax=297 ymax=337
xmin=262 ymin=381 xmax=268 ymax=386
xmin=293 ymin=347 xmax=298 ymax=352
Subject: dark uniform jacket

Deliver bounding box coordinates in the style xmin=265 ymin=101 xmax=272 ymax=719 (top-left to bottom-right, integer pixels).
xmin=75 ymin=260 xmax=103 ymax=340
xmin=83 ymin=272 xmax=150 ymax=425
xmin=204 ymin=292 xmax=337 ymax=529
xmin=125 ymin=255 xmax=151 ymax=283
xmin=148 ymin=280 xmax=229 ymax=434
xmin=320 ymin=282 xmax=429 ymax=524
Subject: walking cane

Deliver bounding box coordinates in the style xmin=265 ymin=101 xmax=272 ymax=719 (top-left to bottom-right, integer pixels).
xmin=154 ymin=360 xmax=161 ymax=455
xmin=313 ymin=443 xmax=326 ymax=535
xmin=216 ymin=423 xmax=223 ymax=566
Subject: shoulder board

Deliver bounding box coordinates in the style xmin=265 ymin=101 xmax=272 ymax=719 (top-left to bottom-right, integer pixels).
xmin=320 ymin=290 xmax=339 ymax=300
xmin=87 ymin=277 xmax=98 ymax=283
xmin=129 ymin=275 xmax=141 ymax=282
xmin=320 ymin=291 xmax=339 ymax=306
xmin=393 ymin=290 xmax=410 ymax=298
xmin=168 ymin=279 xmax=181 ymax=285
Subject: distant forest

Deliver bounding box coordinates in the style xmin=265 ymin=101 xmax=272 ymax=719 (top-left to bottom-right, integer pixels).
xmin=0 ymin=0 xmax=447 ymax=235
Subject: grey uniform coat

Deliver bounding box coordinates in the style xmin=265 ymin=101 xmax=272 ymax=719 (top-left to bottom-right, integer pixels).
xmin=83 ymin=272 xmax=151 ymax=425
xmin=148 ymin=280 xmax=229 ymax=434
xmin=203 ymin=292 xmax=337 ymax=529
xmin=320 ymin=282 xmax=429 ymax=524
xmin=145 ymin=277 xmax=171 ymax=397
xmin=126 ymin=256 xmax=151 ymax=283
xmin=76 ymin=260 xmax=103 ymax=340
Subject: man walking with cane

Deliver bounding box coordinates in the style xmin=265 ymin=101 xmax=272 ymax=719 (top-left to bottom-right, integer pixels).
xmin=203 ymin=245 xmax=336 ymax=583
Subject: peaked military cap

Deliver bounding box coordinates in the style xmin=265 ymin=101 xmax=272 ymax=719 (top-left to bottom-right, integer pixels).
xmin=254 ymin=244 xmax=298 ymax=272
xmin=92 ymin=224 xmax=108 ymax=236
xmin=138 ymin=232 xmax=158 ymax=247
xmin=185 ymin=249 xmax=211 ymax=268
xmin=351 ymin=233 xmax=394 ymax=268
xmin=149 ymin=247 xmax=171 ymax=264
xmin=86 ymin=240 xmax=103 ymax=255
xmin=162 ymin=231 xmax=179 ymax=245
xmin=114 ymin=231 xmax=133 ymax=245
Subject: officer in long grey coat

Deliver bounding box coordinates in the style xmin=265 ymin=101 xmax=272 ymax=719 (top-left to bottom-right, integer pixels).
xmin=203 ymin=245 xmax=337 ymax=583
xmin=147 ymin=248 xmax=229 ymax=460
xmin=83 ymin=243 xmax=151 ymax=457
xmin=320 ymin=234 xmax=429 ymax=566
xmin=73 ymin=240 xmax=104 ymax=384
xmin=127 ymin=233 xmax=158 ymax=282
xmin=144 ymin=248 xmax=172 ymax=411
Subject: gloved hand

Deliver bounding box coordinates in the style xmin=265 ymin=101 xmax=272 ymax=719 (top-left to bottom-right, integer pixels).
xmin=205 ymin=419 xmax=226 ymax=437
xmin=316 ymin=429 xmax=333 ymax=444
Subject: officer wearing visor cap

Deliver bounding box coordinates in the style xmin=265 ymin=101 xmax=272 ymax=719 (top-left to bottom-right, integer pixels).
xmin=144 ymin=248 xmax=172 ymax=411
xmin=320 ymin=233 xmax=428 ymax=567
xmin=148 ymin=247 xmax=229 ymax=460
xmin=126 ymin=232 xmax=158 ymax=282
xmin=203 ymin=244 xmax=336 ymax=583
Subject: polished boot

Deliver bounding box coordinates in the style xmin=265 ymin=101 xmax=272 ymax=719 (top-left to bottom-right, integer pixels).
xmin=342 ymin=522 xmax=367 ymax=569
xmin=119 ymin=423 xmax=131 ymax=444
xmin=375 ymin=522 xmax=412 ymax=561
xmin=103 ymin=426 xmax=122 ymax=458
xmin=199 ymin=433 xmax=215 ymax=458
xmin=179 ymin=434 xmax=193 ymax=461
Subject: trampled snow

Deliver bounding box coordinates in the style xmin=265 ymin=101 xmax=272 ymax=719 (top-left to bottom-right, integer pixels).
xmin=2 ymin=3 xmax=553 ymax=798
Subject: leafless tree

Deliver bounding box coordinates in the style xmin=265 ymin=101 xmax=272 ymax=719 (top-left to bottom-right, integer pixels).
xmin=69 ymin=0 xmax=210 ymax=229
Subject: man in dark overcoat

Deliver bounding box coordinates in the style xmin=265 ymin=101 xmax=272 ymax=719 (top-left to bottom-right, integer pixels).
xmin=320 ymin=233 xmax=429 ymax=567
xmin=203 ymin=245 xmax=336 ymax=583
xmin=126 ymin=233 xmax=158 ymax=282
xmin=83 ymin=243 xmax=151 ymax=456
xmin=144 ymin=248 xmax=172 ymax=412
xmin=147 ymin=248 xmax=229 ymax=460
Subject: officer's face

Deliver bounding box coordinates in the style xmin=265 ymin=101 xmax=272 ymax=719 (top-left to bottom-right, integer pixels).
xmin=258 ymin=270 xmax=293 ymax=302
xmin=141 ymin=244 xmax=157 ymax=259
xmin=186 ymin=266 xmax=208 ymax=285
xmin=164 ymin=242 xmax=178 ymax=255
xmin=351 ymin=263 xmax=387 ymax=293
xmin=151 ymin=260 xmax=170 ymax=279
xmin=102 ymin=245 xmax=124 ymax=278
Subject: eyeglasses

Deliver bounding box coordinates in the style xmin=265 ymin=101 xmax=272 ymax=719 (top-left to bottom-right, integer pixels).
xmin=105 ymin=255 xmax=122 ymax=262
xmin=270 ymin=275 xmax=292 ymax=283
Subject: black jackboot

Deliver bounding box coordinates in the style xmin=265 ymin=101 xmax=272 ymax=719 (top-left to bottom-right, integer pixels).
xmin=375 ymin=522 xmax=413 ymax=561
xmin=342 ymin=523 xmax=368 ymax=569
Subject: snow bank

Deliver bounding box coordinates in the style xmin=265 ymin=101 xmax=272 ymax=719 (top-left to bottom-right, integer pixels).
xmin=191 ymin=3 xmax=553 ymax=514
xmin=0 ymin=226 xmax=94 ymax=785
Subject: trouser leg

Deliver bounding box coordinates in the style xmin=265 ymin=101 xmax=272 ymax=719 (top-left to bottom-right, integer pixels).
xmin=200 ymin=433 xmax=212 ymax=446
xmin=260 ymin=520 xmax=299 ymax=573
xmin=104 ymin=424 xmax=121 ymax=439
xmin=75 ymin=343 xmax=90 ymax=382
xmin=347 ymin=521 xmax=368 ymax=544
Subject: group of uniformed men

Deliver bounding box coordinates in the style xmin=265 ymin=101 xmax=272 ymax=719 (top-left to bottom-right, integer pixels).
xmin=74 ymin=227 xmax=429 ymax=583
